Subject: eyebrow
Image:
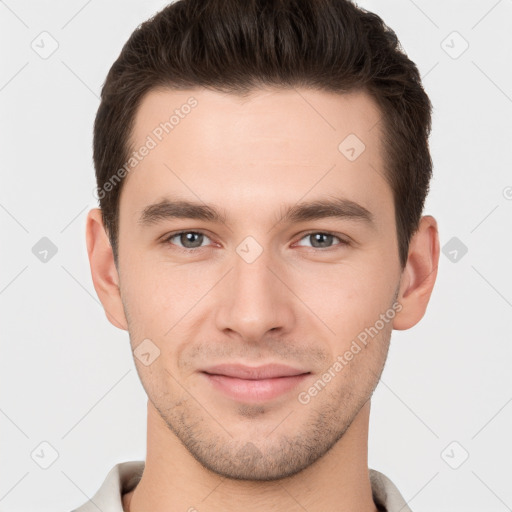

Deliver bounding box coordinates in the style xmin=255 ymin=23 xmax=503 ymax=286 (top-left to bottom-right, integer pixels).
xmin=137 ymin=196 xmax=375 ymax=229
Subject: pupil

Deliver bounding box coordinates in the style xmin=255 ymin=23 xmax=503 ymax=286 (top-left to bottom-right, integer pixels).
xmin=313 ymin=233 xmax=332 ymax=248
xmin=183 ymin=232 xmax=202 ymax=248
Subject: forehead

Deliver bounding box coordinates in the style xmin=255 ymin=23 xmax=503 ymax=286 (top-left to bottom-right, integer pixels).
xmin=129 ymin=86 xmax=383 ymax=158
xmin=121 ymin=86 xmax=392 ymax=228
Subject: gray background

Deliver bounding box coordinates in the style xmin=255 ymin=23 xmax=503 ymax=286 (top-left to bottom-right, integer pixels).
xmin=1 ymin=1 xmax=511 ymax=511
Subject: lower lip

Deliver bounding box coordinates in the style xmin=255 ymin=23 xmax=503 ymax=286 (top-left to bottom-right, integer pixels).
xmin=202 ymin=372 xmax=310 ymax=402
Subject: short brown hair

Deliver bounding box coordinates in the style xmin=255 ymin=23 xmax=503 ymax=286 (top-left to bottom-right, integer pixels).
xmin=93 ymin=0 xmax=433 ymax=270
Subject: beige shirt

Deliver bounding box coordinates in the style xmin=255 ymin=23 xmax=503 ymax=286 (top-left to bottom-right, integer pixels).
xmin=72 ymin=460 xmax=412 ymax=512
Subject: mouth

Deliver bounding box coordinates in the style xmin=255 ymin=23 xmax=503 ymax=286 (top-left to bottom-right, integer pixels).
xmin=200 ymin=363 xmax=311 ymax=402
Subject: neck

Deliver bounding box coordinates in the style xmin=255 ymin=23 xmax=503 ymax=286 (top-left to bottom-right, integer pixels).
xmin=123 ymin=400 xmax=378 ymax=512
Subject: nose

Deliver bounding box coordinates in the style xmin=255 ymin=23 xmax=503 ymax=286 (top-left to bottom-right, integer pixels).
xmin=214 ymin=244 xmax=297 ymax=343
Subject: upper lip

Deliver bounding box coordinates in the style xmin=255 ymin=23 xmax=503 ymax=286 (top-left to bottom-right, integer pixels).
xmin=201 ymin=363 xmax=309 ymax=380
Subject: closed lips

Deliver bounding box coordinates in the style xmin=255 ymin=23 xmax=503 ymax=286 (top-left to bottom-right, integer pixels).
xmin=201 ymin=363 xmax=310 ymax=380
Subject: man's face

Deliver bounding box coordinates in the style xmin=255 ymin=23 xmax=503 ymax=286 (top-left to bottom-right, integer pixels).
xmin=116 ymin=87 xmax=403 ymax=480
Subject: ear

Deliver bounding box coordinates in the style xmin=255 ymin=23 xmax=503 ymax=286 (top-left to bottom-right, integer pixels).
xmin=85 ymin=208 xmax=128 ymax=331
xmin=393 ymin=215 xmax=440 ymax=330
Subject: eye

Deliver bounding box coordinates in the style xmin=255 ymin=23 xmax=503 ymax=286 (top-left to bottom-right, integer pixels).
xmin=161 ymin=230 xmax=349 ymax=252
xmin=163 ymin=230 xmax=213 ymax=250
xmin=294 ymin=231 xmax=349 ymax=249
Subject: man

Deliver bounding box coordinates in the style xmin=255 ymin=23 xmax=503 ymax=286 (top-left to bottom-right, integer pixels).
xmin=77 ymin=0 xmax=439 ymax=510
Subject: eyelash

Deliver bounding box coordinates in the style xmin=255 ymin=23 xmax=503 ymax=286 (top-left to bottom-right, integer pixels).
xmin=161 ymin=230 xmax=350 ymax=253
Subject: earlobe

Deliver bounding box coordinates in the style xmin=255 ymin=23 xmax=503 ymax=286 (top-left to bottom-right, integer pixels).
xmin=85 ymin=208 xmax=128 ymax=331
xmin=392 ymin=215 xmax=440 ymax=331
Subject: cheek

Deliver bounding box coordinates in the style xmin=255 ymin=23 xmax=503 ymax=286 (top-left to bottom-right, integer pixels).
xmin=288 ymin=258 xmax=395 ymax=339
xmin=122 ymin=254 xmax=207 ymax=327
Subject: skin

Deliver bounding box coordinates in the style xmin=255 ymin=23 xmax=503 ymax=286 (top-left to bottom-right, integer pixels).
xmin=86 ymin=87 xmax=439 ymax=512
